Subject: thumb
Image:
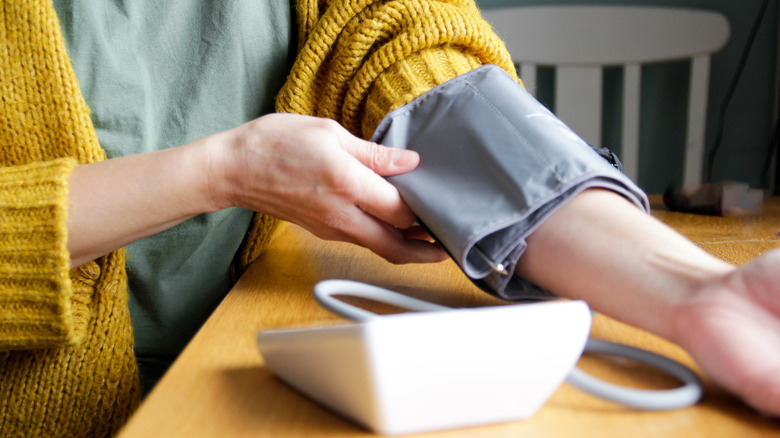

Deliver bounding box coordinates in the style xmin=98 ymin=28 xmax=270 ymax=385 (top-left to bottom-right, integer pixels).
xmin=344 ymin=140 xmax=421 ymax=176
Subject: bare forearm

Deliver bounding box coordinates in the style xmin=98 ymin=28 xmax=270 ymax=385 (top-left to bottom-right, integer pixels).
xmin=66 ymin=139 xmax=216 ymax=267
xmin=65 ymin=114 xmax=444 ymax=269
xmin=515 ymin=189 xmax=734 ymax=341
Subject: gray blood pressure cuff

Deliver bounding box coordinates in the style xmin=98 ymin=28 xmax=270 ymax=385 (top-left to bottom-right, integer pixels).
xmin=372 ymin=65 xmax=649 ymax=301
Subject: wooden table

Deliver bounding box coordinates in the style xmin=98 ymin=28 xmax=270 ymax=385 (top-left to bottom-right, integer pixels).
xmin=119 ymin=197 xmax=780 ymax=437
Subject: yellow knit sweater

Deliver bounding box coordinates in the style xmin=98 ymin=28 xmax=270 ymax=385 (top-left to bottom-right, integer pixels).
xmin=0 ymin=0 xmax=515 ymax=435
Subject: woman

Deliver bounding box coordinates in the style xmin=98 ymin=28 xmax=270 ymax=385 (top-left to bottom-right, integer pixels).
xmin=1 ymin=0 xmax=778 ymax=436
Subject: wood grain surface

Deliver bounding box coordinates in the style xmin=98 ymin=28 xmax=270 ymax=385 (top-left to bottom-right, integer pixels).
xmin=119 ymin=197 xmax=780 ymax=437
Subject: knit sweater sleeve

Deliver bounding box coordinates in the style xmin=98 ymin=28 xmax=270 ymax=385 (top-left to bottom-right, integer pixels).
xmin=0 ymin=1 xmax=108 ymax=351
xmin=0 ymin=158 xmax=94 ymax=350
xmin=235 ymin=0 xmax=519 ymax=272
xmin=277 ymin=0 xmax=519 ymax=138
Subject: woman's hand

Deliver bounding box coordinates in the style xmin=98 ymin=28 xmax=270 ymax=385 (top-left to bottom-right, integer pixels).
xmin=206 ymin=113 xmax=446 ymax=264
xmin=68 ymin=113 xmax=446 ymax=267
xmin=672 ymin=249 xmax=780 ymax=416
xmin=513 ymin=189 xmax=779 ymax=417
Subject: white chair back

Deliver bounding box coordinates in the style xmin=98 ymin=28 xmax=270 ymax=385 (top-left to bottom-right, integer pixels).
xmin=482 ymin=6 xmax=730 ymax=186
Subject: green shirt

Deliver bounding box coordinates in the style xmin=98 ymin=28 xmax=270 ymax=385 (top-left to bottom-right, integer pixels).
xmin=54 ymin=0 xmax=292 ymax=393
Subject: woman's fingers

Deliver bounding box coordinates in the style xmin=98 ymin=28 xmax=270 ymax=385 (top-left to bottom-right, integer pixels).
xmin=221 ymin=113 xmax=446 ymax=264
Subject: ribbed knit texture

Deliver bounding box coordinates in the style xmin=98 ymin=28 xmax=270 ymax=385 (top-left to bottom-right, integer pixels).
xmin=278 ymin=0 xmax=518 ymax=138
xmin=0 ymin=0 xmax=518 ymax=435
xmin=0 ymin=159 xmax=85 ymax=349
xmin=240 ymin=0 xmax=519 ymax=271
xmin=0 ymin=1 xmax=139 ymax=436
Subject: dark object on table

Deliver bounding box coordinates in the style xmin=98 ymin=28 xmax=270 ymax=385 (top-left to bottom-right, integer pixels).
xmin=663 ymin=182 xmax=763 ymax=216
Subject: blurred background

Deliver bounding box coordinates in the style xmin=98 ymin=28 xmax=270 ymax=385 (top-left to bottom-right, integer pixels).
xmin=477 ymin=0 xmax=779 ymax=195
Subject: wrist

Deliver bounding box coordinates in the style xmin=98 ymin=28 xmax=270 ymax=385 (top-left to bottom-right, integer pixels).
xmin=668 ymin=263 xmax=735 ymax=347
xmin=191 ymin=130 xmax=238 ymax=213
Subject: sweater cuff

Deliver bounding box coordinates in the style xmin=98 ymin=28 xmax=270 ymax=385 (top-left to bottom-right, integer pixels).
xmin=0 ymin=158 xmax=90 ymax=349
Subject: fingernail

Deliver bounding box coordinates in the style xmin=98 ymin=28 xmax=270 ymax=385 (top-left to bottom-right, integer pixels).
xmin=391 ymin=149 xmax=419 ymax=168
